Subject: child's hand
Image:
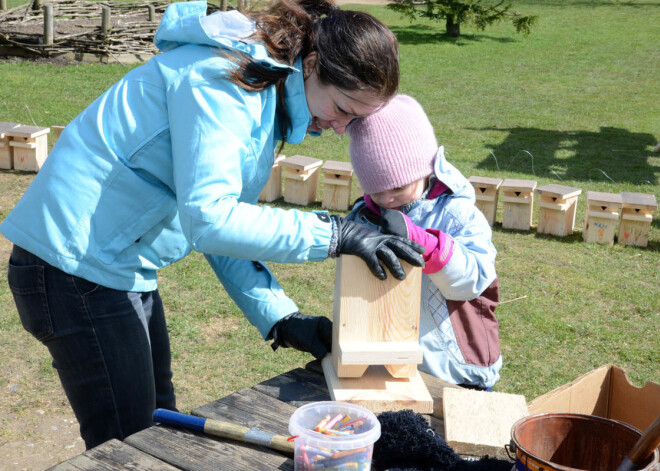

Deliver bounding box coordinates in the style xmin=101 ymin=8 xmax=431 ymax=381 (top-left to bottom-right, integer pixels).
xmin=380 ymin=208 xmax=413 ymax=239
xmin=380 ymin=209 xmax=453 ymax=274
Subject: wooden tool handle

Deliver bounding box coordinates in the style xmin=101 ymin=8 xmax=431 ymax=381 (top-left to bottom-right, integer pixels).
xmin=628 ymin=414 xmax=660 ymax=465
xmin=153 ymin=409 xmax=295 ymax=455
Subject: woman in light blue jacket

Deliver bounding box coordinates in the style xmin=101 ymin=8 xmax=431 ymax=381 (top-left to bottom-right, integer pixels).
xmin=1 ymin=0 xmax=424 ymax=448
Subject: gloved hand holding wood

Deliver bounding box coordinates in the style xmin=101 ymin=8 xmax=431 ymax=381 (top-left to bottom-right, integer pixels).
xmin=269 ymin=312 xmax=332 ymax=359
xmin=379 ymin=208 xmax=453 ymax=274
xmin=330 ymin=214 xmax=425 ymax=280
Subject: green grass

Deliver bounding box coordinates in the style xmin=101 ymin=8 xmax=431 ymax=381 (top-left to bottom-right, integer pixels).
xmin=1 ymin=0 xmax=658 ymax=426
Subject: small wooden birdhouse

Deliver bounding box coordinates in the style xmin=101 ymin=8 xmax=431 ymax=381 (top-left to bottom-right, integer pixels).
xmin=583 ymin=191 xmax=622 ymax=245
xmin=321 ymin=160 xmax=354 ymax=211
xmin=321 ymin=255 xmax=432 ymax=414
xmin=258 ymin=154 xmax=285 ymax=203
xmin=468 ymin=176 xmax=503 ymax=226
xmin=500 ymin=179 xmax=537 ymax=231
xmin=6 ymin=125 xmax=50 ymax=172
xmin=280 ymin=155 xmax=323 ymax=206
xmin=535 ymin=184 xmax=582 ymax=237
xmin=617 ymin=192 xmax=658 ymax=248
xmin=51 ymin=125 xmax=66 ymax=146
xmin=0 ymin=122 xmax=20 ymax=170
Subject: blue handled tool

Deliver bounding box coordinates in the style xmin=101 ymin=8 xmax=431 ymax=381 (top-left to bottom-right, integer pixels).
xmin=153 ymin=408 xmax=295 ymax=455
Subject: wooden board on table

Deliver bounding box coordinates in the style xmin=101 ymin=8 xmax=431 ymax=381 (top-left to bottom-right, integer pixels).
xmin=125 ymin=421 xmax=292 ymax=471
xmin=48 ymin=439 xmax=179 ymax=471
xmin=322 ymin=359 xmax=433 ymax=414
xmin=443 ymin=387 xmax=528 ymax=459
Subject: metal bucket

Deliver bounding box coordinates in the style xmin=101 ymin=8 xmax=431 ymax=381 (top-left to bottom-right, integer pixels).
xmin=511 ymin=413 xmax=660 ymax=471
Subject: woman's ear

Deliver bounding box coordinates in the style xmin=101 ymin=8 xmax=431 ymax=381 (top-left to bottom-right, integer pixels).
xmin=302 ymin=52 xmax=318 ymax=79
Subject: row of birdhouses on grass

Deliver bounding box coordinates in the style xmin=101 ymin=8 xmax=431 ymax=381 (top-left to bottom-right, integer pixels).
xmin=468 ymin=176 xmax=657 ymax=248
xmin=0 ymin=121 xmax=66 ymax=172
xmin=259 ymin=154 xmax=358 ymax=211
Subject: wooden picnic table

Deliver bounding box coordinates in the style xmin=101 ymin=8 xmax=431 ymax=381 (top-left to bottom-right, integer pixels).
xmin=48 ymin=361 xmax=456 ymax=471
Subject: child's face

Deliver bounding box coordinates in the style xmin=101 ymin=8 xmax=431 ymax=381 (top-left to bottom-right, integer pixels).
xmin=369 ymin=178 xmax=427 ymax=209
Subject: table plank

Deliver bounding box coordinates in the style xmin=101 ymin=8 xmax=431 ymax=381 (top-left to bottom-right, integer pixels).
xmin=251 ymin=367 xmax=331 ymax=406
xmin=193 ymin=387 xmax=296 ymax=435
xmin=48 ymin=439 xmax=178 ymax=471
xmin=125 ymin=424 xmax=293 ymax=471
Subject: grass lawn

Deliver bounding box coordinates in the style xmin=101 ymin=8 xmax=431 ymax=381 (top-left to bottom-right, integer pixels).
xmin=0 ymin=0 xmax=659 ymax=467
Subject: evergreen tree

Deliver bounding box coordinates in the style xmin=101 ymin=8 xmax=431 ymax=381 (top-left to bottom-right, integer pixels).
xmin=387 ymin=0 xmax=538 ymax=38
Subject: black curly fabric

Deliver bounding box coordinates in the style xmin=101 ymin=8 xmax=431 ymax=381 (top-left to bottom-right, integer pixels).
xmin=373 ymin=410 xmax=514 ymax=471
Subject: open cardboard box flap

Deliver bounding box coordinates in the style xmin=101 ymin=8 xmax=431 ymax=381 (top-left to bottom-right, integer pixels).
xmin=527 ymin=364 xmax=660 ymax=431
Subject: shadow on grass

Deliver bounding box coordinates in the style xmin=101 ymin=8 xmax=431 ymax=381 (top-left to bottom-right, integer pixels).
xmin=474 ymin=126 xmax=659 ymax=185
xmin=390 ymin=24 xmax=517 ymax=46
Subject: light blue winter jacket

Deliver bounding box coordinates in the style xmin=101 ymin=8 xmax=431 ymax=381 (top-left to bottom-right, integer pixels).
xmin=347 ymin=147 xmax=502 ymax=387
xmin=0 ymin=2 xmax=333 ymax=338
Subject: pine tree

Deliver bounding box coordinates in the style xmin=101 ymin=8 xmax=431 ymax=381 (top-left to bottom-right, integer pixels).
xmin=387 ymin=0 xmax=538 ymax=38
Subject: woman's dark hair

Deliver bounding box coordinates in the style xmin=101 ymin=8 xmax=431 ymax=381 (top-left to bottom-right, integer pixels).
xmin=222 ymin=0 xmax=399 ymax=144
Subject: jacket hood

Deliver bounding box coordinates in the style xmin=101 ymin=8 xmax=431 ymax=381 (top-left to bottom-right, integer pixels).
xmin=154 ymin=1 xmax=310 ymax=143
xmin=154 ymin=1 xmax=294 ymax=74
xmin=433 ymin=146 xmax=475 ymax=200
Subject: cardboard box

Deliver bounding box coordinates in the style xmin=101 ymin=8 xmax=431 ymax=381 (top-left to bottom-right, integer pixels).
xmin=527 ymin=364 xmax=660 ymax=432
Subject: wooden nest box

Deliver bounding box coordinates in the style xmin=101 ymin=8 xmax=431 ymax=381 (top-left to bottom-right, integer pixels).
xmin=535 ymin=184 xmax=582 ymax=237
xmin=468 ymin=176 xmax=503 ymax=226
xmin=280 ymin=155 xmax=323 ymax=206
xmin=258 ymin=154 xmax=285 ymax=203
xmin=321 ymin=255 xmax=433 ymax=414
xmin=0 ymin=122 xmax=21 ymax=170
xmin=618 ymin=192 xmax=657 ymax=247
xmin=500 ymin=179 xmax=537 ymax=231
xmin=5 ymin=125 xmax=50 ymax=172
xmin=321 ymin=160 xmax=354 ymax=211
xmin=583 ymin=191 xmax=622 ymax=245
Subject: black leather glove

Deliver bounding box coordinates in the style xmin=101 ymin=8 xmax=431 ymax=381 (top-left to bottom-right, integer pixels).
xmin=380 ymin=208 xmax=410 ymax=239
xmin=330 ymin=215 xmax=425 ymax=280
xmin=269 ymin=312 xmax=332 ymax=360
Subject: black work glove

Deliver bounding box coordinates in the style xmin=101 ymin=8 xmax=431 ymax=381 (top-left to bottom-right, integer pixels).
xmin=269 ymin=312 xmax=332 ymax=360
xmin=330 ymin=215 xmax=425 ymax=280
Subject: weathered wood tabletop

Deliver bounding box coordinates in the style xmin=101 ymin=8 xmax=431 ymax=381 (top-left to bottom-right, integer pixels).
xmin=48 ymin=361 xmax=456 ymax=471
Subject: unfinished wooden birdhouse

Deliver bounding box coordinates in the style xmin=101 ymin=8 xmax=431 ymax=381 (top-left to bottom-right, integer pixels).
xmin=321 ymin=255 xmax=433 ymax=414
xmin=0 ymin=122 xmax=20 ymax=170
xmin=321 ymin=160 xmax=354 ymax=211
xmin=51 ymin=125 xmax=66 ymax=146
xmin=258 ymin=154 xmax=285 ymax=203
xmin=617 ymin=192 xmax=658 ymax=248
xmin=468 ymin=176 xmax=503 ymax=226
xmin=280 ymin=155 xmax=323 ymax=206
xmin=6 ymin=125 xmax=50 ymax=172
xmin=583 ymin=191 xmax=622 ymax=245
xmin=535 ymin=184 xmax=582 ymax=237
xmin=501 ymin=179 xmax=537 ymax=231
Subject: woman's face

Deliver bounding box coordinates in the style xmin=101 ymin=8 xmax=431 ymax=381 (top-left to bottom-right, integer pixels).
xmin=303 ymin=52 xmax=384 ymax=135
xmin=369 ymin=178 xmax=428 ymax=210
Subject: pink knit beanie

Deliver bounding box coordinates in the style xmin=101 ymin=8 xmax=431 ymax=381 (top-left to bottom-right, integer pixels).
xmin=347 ymin=94 xmax=437 ymax=195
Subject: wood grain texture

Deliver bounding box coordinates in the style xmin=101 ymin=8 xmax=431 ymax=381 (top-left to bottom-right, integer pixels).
xmin=322 ymin=359 xmax=433 ymax=414
xmin=125 ymin=424 xmax=293 ymax=471
xmin=443 ymin=387 xmax=528 ymax=459
xmin=48 ymin=439 xmax=179 ymax=471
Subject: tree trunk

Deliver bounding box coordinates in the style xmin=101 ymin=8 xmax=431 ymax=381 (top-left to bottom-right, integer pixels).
xmin=446 ymin=15 xmax=461 ymax=37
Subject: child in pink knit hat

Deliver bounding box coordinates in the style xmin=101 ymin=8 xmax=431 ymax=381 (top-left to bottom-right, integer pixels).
xmin=346 ymin=94 xmax=502 ymax=389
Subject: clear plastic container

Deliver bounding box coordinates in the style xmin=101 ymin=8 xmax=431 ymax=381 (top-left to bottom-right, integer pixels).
xmin=289 ymin=401 xmax=381 ymax=471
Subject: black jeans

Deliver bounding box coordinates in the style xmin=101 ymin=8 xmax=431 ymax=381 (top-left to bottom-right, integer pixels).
xmin=7 ymin=245 xmax=176 ymax=449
